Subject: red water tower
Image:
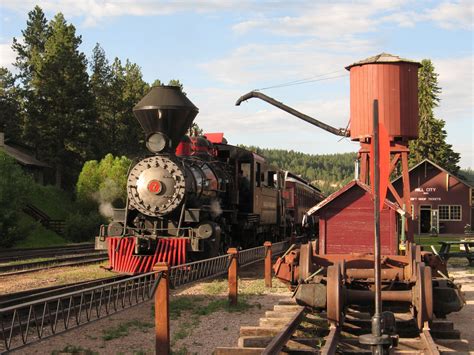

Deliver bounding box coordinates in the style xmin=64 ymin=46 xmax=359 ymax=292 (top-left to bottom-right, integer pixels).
xmin=346 ymin=53 xmax=421 ymax=221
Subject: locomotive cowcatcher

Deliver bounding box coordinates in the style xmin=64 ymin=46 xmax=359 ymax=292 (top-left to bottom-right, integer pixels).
xmin=96 ymin=86 xmax=323 ymax=273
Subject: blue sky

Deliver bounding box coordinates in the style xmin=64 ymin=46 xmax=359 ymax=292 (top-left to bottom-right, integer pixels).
xmin=1 ymin=1 xmax=472 ymax=168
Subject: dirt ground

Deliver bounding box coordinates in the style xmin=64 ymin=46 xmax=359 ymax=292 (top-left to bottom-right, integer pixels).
xmin=446 ymin=263 xmax=474 ymax=351
xmin=8 ymin=260 xmax=474 ymax=354
xmin=12 ymin=263 xmax=291 ymax=355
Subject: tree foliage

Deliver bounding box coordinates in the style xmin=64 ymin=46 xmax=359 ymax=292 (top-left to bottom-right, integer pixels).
xmin=0 ymin=152 xmax=33 ymax=247
xmin=0 ymin=67 xmax=22 ymax=140
xmin=12 ymin=9 xmax=95 ymax=188
xmin=409 ymin=59 xmax=460 ymax=173
xmin=76 ymin=154 xmax=131 ymax=208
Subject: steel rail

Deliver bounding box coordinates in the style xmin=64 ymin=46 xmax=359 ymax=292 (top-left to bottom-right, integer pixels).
xmin=262 ymin=307 xmax=305 ymax=355
xmin=420 ymin=328 xmax=441 ymax=355
xmin=0 ymin=244 xmax=95 ymax=263
xmin=320 ymin=325 xmax=340 ymax=355
xmin=0 ymin=239 xmax=296 ymax=352
xmin=0 ymin=253 xmax=108 ymax=275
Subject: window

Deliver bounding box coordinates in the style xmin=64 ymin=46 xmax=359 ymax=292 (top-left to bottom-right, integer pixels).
xmin=439 ymin=205 xmax=462 ymax=221
xmin=256 ymin=162 xmax=261 ymax=187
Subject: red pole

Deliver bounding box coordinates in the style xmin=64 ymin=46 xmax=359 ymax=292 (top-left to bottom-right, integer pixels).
xmin=153 ymin=262 xmax=170 ymax=355
xmin=264 ymin=241 xmax=272 ymax=288
xmin=227 ymin=248 xmax=239 ymax=306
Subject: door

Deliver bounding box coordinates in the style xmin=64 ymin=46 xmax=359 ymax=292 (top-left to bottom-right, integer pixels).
xmin=419 ymin=205 xmax=432 ymax=234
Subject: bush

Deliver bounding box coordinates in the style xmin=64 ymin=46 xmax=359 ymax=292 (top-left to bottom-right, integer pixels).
xmin=0 ymin=152 xmax=33 ymax=247
xmin=76 ymin=154 xmax=131 ymax=208
xmin=64 ymin=211 xmax=104 ymax=243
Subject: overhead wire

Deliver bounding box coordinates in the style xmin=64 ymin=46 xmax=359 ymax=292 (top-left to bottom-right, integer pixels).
xmin=254 ymin=69 xmax=348 ymax=91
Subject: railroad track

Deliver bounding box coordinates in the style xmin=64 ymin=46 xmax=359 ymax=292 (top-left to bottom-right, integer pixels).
xmin=0 ymin=252 xmax=108 ymax=276
xmin=0 ymin=274 xmax=129 ymax=309
xmin=0 ymin=243 xmax=95 ymax=264
xmin=216 ymin=299 xmax=467 ymax=354
xmin=0 ymin=240 xmax=292 ymax=352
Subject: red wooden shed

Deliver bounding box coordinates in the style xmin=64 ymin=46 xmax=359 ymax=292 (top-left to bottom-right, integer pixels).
xmin=307 ymin=180 xmax=402 ymax=255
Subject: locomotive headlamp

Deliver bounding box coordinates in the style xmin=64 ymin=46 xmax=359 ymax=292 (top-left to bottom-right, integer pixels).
xmin=146 ymin=132 xmax=168 ymax=153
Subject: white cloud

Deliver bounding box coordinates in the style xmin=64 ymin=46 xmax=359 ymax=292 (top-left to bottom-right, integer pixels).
xmin=0 ymin=40 xmax=16 ymax=70
xmin=0 ymin=0 xmax=276 ymax=27
xmin=425 ymin=0 xmax=474 ymax=30
xmin=199 ymin=39 xmax=372 ymax=87
xmin=434 ymin=55 xmax=473 ymax=120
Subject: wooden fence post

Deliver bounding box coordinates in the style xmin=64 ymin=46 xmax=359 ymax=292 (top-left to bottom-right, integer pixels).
xmin=153 ymin=262 xmax=170 ymax=355
xmin=227 ymin=248 xmax=239 ymax=306
xmin=264 ymin=241 xmax=272 ymax=288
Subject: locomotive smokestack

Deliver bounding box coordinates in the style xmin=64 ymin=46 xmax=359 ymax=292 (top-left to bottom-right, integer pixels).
xmin=133 ymin=86 xmax=199 ymax=153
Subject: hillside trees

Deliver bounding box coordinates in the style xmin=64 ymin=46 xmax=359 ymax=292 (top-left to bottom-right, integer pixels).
xmin=409 ymin=59 xmax=460 ymax=173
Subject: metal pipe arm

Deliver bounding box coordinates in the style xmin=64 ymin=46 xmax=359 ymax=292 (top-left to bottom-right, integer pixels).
xmin=235 ymin=90 xmax=349 ymax=137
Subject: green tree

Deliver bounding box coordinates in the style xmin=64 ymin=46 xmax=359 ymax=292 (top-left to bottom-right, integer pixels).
xmin=0 ymin=67 xmax=22 ymax=140
xmin=90 ymin=43 xmax=114 ymax=157
xmin=12 ymin=9 xmax=95 ymax=188
xmin=0 ymin=152 xmax=33 ymax=247
xmin=11 ymin=6 xmax=50 ymax=146
xmin=76 ymin=154 xmax=131 ymax=208
xmin=409 ymin=59 xmax=460 ymax=173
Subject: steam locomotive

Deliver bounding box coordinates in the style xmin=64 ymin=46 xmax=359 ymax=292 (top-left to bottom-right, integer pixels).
xmin=96 ymin=86 xmax=323 ymax=273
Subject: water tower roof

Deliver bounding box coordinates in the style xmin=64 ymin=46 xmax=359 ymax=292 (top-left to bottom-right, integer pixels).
xmin=345 ymin=53 xmax=421 ymax=70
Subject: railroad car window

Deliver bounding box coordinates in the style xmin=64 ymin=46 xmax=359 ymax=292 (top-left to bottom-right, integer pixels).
xmin=267 ymin=171 xmax=275 ymax=188
xmin=256 ymin=162 xmax=261 ymax=187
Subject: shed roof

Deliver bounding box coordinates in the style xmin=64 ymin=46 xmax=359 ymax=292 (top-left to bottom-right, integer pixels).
xmin=345 ymin=52 xmax=421 ymax=70
xmin=306 ymin=179 xmax=402 ymax=216
xmin=1 ymin=144 xmax=50 ymax=168
xmin=392 ymin=159 xmax=473 ymax=188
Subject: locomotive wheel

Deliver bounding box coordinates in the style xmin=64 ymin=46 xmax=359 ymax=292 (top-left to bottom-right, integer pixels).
xmin=327 ymin=263 xmax=344 ymax=326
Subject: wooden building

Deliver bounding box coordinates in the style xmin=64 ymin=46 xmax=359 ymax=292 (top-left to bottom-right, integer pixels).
xmin=392 ymin=159 xmax=473 ymax=235
xmin=307 ymin=180 xmax=402 ymax=255
xmin=0 ymin=132 xmax=50 ymax=184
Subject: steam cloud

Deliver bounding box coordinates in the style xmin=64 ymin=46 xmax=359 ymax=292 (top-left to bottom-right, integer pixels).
xmin=210 ymin=199 xmax=223 ymax=218
xmin=92 ymin=178 xmax=122 ymax=219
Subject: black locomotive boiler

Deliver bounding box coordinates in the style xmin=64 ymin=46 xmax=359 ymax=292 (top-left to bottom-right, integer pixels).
xmin=96 ymin=86 xmax=323 ymax=273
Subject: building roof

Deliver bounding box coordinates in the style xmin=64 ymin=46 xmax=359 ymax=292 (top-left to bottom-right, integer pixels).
xmin=306 ymin=179 xmax=403 ymax=216
xmin=392 ymin=159 xmax=473 ymax=188
xmin=1 ymin=144 xmax=50 ymax=168
xmin=345 ymin=52 xmax=422 ymax=70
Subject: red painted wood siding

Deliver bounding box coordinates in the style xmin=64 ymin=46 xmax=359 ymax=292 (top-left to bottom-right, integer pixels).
xmin=349 ymin=62 xmax=419 ymax=141
xmin=393 ymin=162 xmax=472 ymax=234
xmin=318 ymin=187 xmax=398 ymax=254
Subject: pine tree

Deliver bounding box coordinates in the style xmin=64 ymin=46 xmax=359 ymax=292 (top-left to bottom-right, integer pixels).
xmin=33 ymin=13 xmax=94 ymax=187
xmin=0 ymin=67 xmax=22 ymax=140
xmin=11 ymin=6 xmax=50 ymax=147
xmin=409 ymin=59 xmax=460 ymax=173
xmin=90 ymin=43 xmax=114 ymax=157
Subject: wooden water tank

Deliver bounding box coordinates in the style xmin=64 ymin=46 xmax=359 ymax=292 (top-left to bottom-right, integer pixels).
xmin=346 ymin=53 xmax=421 ymax=142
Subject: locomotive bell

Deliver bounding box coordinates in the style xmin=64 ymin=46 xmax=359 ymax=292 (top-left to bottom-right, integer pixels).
xmin=133 ymin=86 xmax=199 ymax=153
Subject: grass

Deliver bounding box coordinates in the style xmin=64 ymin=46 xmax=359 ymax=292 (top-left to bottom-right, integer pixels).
xmin=414 ymin=234 xmax=465 ymax=252
xmin=202 ymin=276 xmax=288 ymax=296
xmin=15 ymin=213 xmax=68 ymax=248
xmin=51 ymin=345 xmax=98 ymax=355
xmin=0 ymin=256 xmax=54 ymax=266
xmin=101 ymin=320 xmax=153 ymax=341
xmin=168 ymin=294 xmax=254 ymax=348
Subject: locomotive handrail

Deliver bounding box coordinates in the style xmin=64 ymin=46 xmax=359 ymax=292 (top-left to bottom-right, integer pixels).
xmin=235 ymin=90 xmax=349 ymax=137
